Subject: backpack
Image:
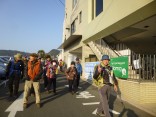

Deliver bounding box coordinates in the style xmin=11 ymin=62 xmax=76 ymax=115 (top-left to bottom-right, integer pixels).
xmin=46 ymin=65 xmax=56 ymax=78
xmin=9 ymin=60 xmax=22 ymax=76
xmin=66 ymin=67 xmax=77 ymax=80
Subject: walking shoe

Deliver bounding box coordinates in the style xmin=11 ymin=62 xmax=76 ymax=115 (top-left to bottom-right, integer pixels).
xmin=96 ymin=112 xmax=105 ymax=116
xmin=23 ymin=103 xmax=28 ymax=109
xmin=36 ymin=103 xmax=41 ymax=108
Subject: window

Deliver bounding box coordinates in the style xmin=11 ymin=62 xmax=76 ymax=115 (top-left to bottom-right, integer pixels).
xmin=71 ymin=20 xmax=76 ymax=34
xmin=72 ymin=0 xmax=77 ymax=9
xmin=79 ymin=11 xmax=82 ymax=23
xmin=96 ymin=0 xmax=103 ymax=16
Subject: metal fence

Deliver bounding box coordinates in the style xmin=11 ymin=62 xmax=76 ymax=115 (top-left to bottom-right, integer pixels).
xmin=130 ymin=53 xmax=156 ymax=82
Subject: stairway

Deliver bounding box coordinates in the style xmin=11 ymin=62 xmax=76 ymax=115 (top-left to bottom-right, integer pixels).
xmin=88 ymin=41 xmax=102 ymax=60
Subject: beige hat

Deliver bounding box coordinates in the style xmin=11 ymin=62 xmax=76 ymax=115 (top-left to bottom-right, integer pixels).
xmin=14 ymin=53 xmax=22 ymax=60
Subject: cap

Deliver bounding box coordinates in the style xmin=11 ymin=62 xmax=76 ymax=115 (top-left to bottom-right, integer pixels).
xmin=101 ymin=55 xmax=110 ymax=61
xmin=14 ymin=53 xmax=22 ymax=60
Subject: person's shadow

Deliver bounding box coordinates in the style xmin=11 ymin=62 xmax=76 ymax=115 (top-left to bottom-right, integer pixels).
xmin=119 ymin=107 xmax=138 ymax=117
xmin=109 ymin=86 xmax=138 ymax=117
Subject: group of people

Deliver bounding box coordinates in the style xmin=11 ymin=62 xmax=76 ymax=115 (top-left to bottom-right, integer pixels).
xmin=6 ymin=53 xmax=43 ymax=108
xmin=6 ymin=52 xmax=118 ymax=117
xmin=6 ymin=53 xmax=83 ymax=109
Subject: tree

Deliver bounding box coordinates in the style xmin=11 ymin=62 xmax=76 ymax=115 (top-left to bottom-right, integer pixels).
xmin=37 ymin=50 xmax=45 ymax=58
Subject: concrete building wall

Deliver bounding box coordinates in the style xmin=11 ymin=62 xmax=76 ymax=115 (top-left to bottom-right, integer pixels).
xmin=64 ymin=0 xmax=154 ymax=42
xmin=61 ymin=0 xmax=156 ymax=115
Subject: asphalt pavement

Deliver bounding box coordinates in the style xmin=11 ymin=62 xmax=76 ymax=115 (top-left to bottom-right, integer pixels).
xmin=0 ymin=74 xmax=155 ymax=117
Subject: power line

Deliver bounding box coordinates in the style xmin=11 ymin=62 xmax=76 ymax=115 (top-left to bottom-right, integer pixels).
xmin=58 ymin=0 xmax=65 ymax=7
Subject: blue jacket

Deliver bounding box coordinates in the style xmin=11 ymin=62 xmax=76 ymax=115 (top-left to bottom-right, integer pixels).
xmin=76 ymin=63 xmax=82 ymax=75
xmin=6 ymin=60 xmax=24 ymax=77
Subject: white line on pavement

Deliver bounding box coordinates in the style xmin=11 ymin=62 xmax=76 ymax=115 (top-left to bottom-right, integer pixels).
xmin=109 ymin=109 xmax=120 ymax=115
xmin=92 ymin=108 xmax=97 ymax=115
xmin=76 ymin=91 xmax=95 ymax=99
xmin=83 ymin=102 xmax=120 ymax=115
xmin=83 ymin=102 xmax=100 ymax=105
xmin=5 ymin=93 xmax=24 ymax=117
xmin=64 ymin=85 xmax=69 ymax=88
xmin=92 ymin=108 xmax=120 ymax=115
xmin=0 ymin=79 xmax=8 ymax=87
xmin=64 ymin=85 xmax=82 ymax=89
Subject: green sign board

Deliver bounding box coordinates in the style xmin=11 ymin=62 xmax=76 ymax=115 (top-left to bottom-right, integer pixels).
xmin=110 ymin=56 xmax=128 ymax=79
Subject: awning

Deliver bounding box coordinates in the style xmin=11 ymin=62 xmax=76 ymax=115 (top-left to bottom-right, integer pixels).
xmin=58 ymin=35 xmax=82 ymax=49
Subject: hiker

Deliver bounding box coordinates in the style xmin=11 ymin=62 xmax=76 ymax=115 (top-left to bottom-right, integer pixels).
xmin=75 ymin=57 xmax=82 ymax=92
xmin=59 ymin=59 xmax=64 ymax=72
xmin=65 ymin=61 xmax=78 ymax=94
xmin=43 ymin=55 xmax=52 ymax=90
xmin=93 ymin=55 xmax=118 ymax=117
xmin=6 ymin=53 xmax=24 ymax=98
xmin=23 ymin=53 xmax=43 ymax=108
xmin=46 ymin=61 xmax=57 ymax=94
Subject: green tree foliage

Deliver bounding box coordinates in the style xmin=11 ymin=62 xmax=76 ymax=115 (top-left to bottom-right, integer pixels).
xmin=37 ymin=50 xmax=45 ymax=58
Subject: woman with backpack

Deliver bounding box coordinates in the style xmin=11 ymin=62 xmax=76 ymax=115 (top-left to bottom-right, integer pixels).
xmin=65 ymin=61 xmax=78 ymax=95
xmin=43 ymin=55 xmax=52 ymax=90
xmin=46 ymin=61 xmax=57 ymax=94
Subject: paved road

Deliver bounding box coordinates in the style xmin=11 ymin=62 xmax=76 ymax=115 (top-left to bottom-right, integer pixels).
xmin=0 ymin=74 xmax=155 ymax=117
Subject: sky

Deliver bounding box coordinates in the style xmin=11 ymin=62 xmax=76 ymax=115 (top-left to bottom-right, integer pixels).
xmin=0 ymin=0 xmax=65 ymax=53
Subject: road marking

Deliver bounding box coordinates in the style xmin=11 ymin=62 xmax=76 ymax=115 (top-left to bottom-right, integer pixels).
xmin=76 ymin=91 xmax=95 ymax=99
xmin=83 ymin=102 xmax=100 ymax=105
xmin=92 ymin=108 xmax=97 ymax=115
xmin=5 ymin=93 xmax=24 ymax=117
xmin=64 ymin=85 xmax=82 ymax=89
xmin=92 ymin=108 xmax=120 ymax=115
xmin=84 ymin=102 xmax=120 ymax=115
xmin=109 ymin=109 xmax=120 ymax=115
xmin=65 ymin=85 xmax=69 ymax=88
xmin=0 ymin=79 xmax=8 ymax=87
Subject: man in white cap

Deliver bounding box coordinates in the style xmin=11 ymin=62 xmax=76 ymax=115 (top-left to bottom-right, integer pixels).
xmin=6 ymin=53 xmax=24 ymax=98
xmin=93 ymin=55 xmax=118 ymax=117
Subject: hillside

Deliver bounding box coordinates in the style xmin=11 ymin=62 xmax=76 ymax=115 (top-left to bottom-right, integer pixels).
xmin=48 ymin=49 xmax=60 ymax=58
xmin=0 ymin=50 xmax=30 ymax=56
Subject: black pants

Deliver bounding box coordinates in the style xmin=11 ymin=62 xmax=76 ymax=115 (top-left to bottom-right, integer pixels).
xmin=43 ymin=70 xmax=48 ymax=88
xmin=68 ymin=79 xmax=77 ymax=92
xmin=8 ymin=75 xmax=20 ymax=96
xmin=60 ymin=66 xmax=63 ymax=72
xmin=47 ymin=78 xmax=56 ymax=93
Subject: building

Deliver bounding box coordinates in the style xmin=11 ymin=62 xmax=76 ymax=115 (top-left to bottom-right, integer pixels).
xmin=59 ymin=0 xmax=156 ymax=115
